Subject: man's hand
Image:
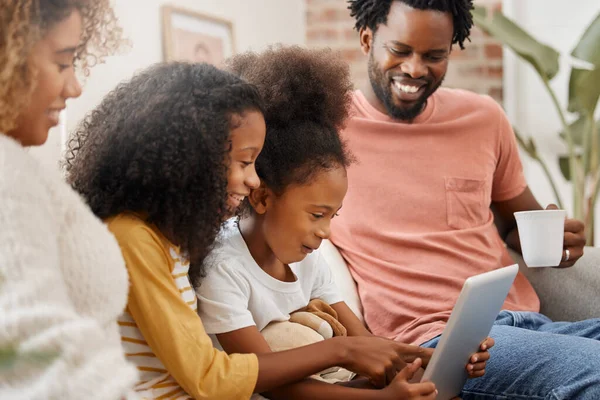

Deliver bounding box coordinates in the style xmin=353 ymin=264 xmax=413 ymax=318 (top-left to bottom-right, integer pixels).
xmin=546 ymin=204 xmax=586 ymax=268
xmin=493 ymin=187 xmax=587 ymax=268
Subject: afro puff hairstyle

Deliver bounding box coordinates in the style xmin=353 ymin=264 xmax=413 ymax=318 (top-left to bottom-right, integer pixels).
xmin=226 ymin=45 xmax=354 ymax=196
xmin=65 ymin=62 xmax=264 ymax=281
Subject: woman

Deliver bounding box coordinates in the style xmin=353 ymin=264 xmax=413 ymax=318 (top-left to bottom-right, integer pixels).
xmin=0 ymin=1 xmax=137 ymax=399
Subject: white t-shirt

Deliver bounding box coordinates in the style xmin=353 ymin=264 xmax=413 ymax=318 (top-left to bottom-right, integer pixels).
xmin=197 ymin=219 xmax=343 ymax=335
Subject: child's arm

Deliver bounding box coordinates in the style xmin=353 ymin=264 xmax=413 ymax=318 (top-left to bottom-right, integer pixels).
xmin=116 ymin=224 xmax=259 ymax=400
xmin=331 ymin=301 xmax=493 ymax=378
xmin=264 ymin=360 xmax=436 ymax=400
xmin=217 ymin=327 xmax=436 ymax=400
xmin=331 ymin=301 xmax=373 ymax=336
xmin=197 ymin=258 xmax=436 ymax=392
xmin=331 ymin=301 xmax=433 ymax=363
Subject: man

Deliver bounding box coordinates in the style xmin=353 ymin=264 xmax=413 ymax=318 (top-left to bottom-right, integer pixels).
xmin=331 ymin=0 xmax=600 ymax=398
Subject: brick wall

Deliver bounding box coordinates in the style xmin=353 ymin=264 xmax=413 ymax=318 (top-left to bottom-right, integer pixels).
xmin=305 ymin=0 xmax=504 ymax=104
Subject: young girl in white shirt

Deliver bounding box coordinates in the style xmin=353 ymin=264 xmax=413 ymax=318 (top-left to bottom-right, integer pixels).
xmin=197 ymin=46 xmax=493 ymax=400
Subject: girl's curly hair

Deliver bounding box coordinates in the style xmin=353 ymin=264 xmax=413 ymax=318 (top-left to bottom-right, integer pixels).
xmin=64 ymin=62 xmax=264 ymax=282
xmin=227 ymin=45 xmax=354 ymax=196
xmin=0 ymin=0 xmax=123 ymax=133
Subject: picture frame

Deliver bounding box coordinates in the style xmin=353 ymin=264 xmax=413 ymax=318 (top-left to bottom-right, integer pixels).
xmin=162 ymin=6 xmax=235 ymax=66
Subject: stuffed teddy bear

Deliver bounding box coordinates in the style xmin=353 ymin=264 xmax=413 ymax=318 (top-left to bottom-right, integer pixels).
xmin=261 ymin=299 xmax=355 ymax=384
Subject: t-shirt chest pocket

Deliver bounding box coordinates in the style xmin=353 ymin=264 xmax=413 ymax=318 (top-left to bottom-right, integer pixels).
xmin=444 ymin=177 xmax=490 ymax=230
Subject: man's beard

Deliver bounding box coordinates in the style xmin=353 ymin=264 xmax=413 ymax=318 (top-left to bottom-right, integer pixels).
xmin=367 ymin=52 xmax=443 ymax=121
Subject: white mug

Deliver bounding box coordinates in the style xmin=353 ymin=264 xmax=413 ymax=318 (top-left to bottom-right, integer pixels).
xmin=514 ymin=210 xmax=566 ymax=267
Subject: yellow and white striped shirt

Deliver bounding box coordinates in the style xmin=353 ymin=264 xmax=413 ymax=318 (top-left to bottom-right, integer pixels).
xmin=108 ymin=213 xmax=258 ymax=400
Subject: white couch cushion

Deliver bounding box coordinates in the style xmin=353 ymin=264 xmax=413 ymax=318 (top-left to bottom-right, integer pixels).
xmin=320 ymin=239 xmax=364 ymax=323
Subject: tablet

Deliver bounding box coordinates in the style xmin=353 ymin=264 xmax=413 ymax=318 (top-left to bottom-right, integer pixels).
xmin=420 ymin=264 xmax=519 ymax=399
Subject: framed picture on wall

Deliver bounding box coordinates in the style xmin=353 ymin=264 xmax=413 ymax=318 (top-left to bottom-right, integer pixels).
xmin=162 ymin=6 xmax=235 ymax=66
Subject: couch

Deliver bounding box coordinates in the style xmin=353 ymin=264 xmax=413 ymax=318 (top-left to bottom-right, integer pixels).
xmin=320 ymin=240 xmax=600 ymax=325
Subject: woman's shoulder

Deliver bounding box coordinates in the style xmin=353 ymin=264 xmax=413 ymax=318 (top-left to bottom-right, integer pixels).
xmin=0 ymin=135 xmax=45 ymax=191
xmin=0 ymin=135 xmax=70 ymax=221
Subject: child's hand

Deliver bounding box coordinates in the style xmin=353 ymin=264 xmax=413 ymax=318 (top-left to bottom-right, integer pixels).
xmin=393 ymin=343 xmax=435 ymax=366
xmin=338 ymin=336 xmax=410 ymax=388
xmin=380 ymin=358 xmax=437 ymax=400
xmin=466 ymin=337 xmax=495 ymax=378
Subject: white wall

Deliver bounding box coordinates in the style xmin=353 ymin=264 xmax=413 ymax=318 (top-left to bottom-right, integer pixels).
xmin=503 ymin=0 xmax=600 ymax=234
xmin=31 ymin=0 xmax=306 ymax=168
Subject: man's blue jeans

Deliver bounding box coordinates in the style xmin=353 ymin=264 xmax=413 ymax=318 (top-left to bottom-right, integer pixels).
xmin=421 ymin=311 xmax=600 ymax=399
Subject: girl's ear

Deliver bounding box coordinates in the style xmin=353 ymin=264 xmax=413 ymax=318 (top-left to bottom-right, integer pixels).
xmin=248 ymin=181 xmax=271 ymax=215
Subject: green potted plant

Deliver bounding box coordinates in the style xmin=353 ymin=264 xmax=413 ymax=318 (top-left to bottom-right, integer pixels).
xmin=473 ymin=7 xmax=600 ymax=244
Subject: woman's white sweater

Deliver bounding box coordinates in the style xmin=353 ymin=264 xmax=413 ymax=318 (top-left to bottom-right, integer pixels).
xmin=0 ymin=134 xmax=138 ymax=399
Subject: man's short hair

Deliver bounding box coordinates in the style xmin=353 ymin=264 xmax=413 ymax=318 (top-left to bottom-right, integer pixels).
xmin=348 ymin=0 xmax=474 ymax=49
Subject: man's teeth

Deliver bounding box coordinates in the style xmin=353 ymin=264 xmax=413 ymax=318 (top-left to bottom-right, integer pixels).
xmin=230 ymin=194 xmax=244 ymax=202
xmin=394 ymin=81 xmax=420 ymax=94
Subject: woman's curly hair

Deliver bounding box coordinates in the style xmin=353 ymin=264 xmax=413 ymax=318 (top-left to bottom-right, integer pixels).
xmin=227 ymin=45 xmax=354 ymax=196
xmin=0 ymin=0 xmax=122 ymax=133
xmin=64 ymin=62 xmax=264 ymax=282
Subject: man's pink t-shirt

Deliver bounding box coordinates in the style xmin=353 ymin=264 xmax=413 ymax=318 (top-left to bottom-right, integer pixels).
xmin=331 ymin=88 xmax=541 ymax=345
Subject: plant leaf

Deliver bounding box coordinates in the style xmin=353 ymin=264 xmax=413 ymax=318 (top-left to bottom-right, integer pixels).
xmin=472 ymin=6 xmax=560 ymax=81
xmin=559 ymin=115 xmax=589 ymax=146
xmin=559 ymin=156 xmax=571 ymax=181
xmin=513 ymin=127 xmax=538 ymax=157
xmin=564 ymin=116 xmax=600 ymax=174
xmin=568 ymin=12 xmax=600 ymax=114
